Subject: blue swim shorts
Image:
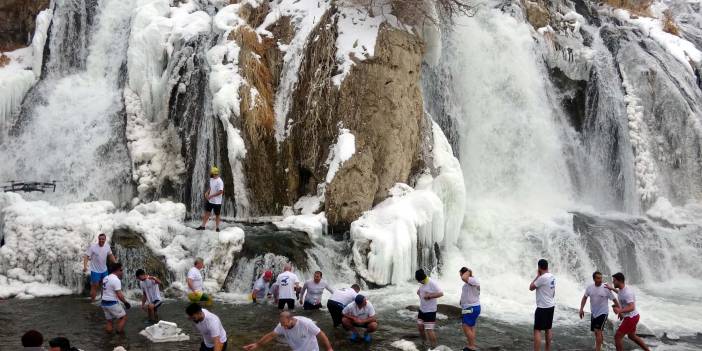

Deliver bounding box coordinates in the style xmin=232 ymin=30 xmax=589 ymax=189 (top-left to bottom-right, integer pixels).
xmin=91 ymin=271 xmax=108 ymax=284
xmin=461 ymin=305 xmax=481 ymax=327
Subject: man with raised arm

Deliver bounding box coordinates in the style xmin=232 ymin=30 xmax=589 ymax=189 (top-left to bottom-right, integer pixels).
xmin=529 ymin=259 xmax=556 ymax=351
xmin=460 ymin=267 xmax=481 ymax=351
xmin=606 ymin=272 xmax=651 ymax=351
xmin=299 ymin=271 xmax=334 ymax=310
xmin=83 ymin=233 xmax=116 ymax=302
xmin=186 ymin=303 xmax=228 ymax=351
xmin=243 ymin=311 xmax=333 ymax=351
xmin=579 ymin=271 xmax=620 ymax=351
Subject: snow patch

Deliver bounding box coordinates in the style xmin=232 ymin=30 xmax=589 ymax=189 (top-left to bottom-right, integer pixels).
xmin=332 ymin=5 xmax=384 ymax=86
xmin=293 ymin=194 xmax=323 ymax=214
xmin=325 ymin=128 xmax=356 ymax=183
xmin=274 ymin=212 xmax=328 ymax=241
xmin=139 ymin=320 xmax=190 ymax=342
xmin=391 ymin=339 xmax=419 ymax=351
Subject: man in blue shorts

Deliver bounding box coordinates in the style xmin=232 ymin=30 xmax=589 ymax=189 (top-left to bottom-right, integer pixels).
xmin=83 ymin=233 xmax=116 ymax=302
xmin=460 ymin=267 xmax=481 ymax=351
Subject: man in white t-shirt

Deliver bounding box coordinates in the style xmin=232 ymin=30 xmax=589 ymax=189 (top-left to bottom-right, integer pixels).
xmin=459 ymin=267 xmax=481 ymax=351
xmin=244 ymin=311 xmax=333 ymax=351
xmin=415 ymin=269 xmax=443 ymax=348
xmin=327 ymin=284 xmax=361 ymax=328
xmin=186 ymin=303 xmax=228 ymax=351
xmin=606 ymin=272 xmax=650 ymax=351
xmin=529 ymin=259 xmax=556 ymax=351
xmin=197 ymin=166 xmax=225 ymax=232
xmin=187 ymin=258 xmax=212 ymax=306
xmin=299 ymin=271 xmax=334 ymax=310
xmin=135 ymin=268 xmax=163 ymax=322
xmin=251 ymin=270 xmax=273 ymax=303
xmin=342 ymin=294 xmax=378 ymax=343
xmin=579 ymin=271 xmax=620 ymax=351
xmin=83 ymin=233 xmax=116 ymax=302
xmin=276 ymin=263 xmax=301 ymax=310
xmin=100 ymin=263 xmax=131 ymax=334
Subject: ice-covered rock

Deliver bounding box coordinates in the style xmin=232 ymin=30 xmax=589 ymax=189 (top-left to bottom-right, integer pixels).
xmin=139 ymin=320 xmax=190 ymax=343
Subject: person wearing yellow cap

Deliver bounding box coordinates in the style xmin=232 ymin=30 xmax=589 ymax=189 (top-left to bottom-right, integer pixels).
xmin=197 ymin=166 xmax=224 ymax=232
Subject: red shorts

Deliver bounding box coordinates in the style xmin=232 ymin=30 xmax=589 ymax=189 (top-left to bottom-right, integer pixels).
xmin=617 ymin=314 xmax=640 ymax=335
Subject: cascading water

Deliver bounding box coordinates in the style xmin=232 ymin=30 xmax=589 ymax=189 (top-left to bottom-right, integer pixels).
xmin=0 ymin=0 xmax=134 ymax=206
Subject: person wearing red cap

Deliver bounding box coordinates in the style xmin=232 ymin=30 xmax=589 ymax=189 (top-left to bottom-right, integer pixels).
xmin=252 ymin=271 xmax=274 ymax=303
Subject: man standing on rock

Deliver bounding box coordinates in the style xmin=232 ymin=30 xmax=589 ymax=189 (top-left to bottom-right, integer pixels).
xmin=299 ymin=271 xmax=334 ymax=310
xmin=327 ymin=284 xmax=361 ymax=328
xmin=415 ymin=268 xmax=444 ymax=348
xmin=187 ymin=258 xmax=212 ymax=306
xmin=606 ymin=272 xmax=651 ymax=351
xmin=83 ymin=233 xmax=116 ymax=302
xmin=530 ymin=259 xmax=556 ymax=351
xmin=186 ymin=303 xmax=228 ymax=351
xmin=197 ymin=166 xmax=224 ymax=232
xmin=244 ymin=311 xmax=334 ymax=351
xmin=101 ymin=262 xmax=131 ymax=334
xmin=579 ymin=271 xmax=620 ymax=351
xmin=276 ymin=263 xmax=301 ymax=310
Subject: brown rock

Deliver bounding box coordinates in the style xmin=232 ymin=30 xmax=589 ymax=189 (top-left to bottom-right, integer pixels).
xmin=523 ymin=0 xmax=550 ymax=29
xmin=0 ymin=0 xmax=49 ymax=51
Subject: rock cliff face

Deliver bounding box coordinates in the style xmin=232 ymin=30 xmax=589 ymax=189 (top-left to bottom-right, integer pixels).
xmin=0 ymin=0 xmax=49 ymax=50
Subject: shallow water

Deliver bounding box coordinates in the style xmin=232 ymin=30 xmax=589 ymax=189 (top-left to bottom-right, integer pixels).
xmin=1 ymin=296 xmax=699 ymax=350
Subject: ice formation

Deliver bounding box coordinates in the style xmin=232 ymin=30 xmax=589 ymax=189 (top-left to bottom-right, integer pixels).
xmin=274 ymin=212 xmax=328 ymax=241
xmin=325 ymin=127 xmax=356 ymax=183
xmin=139 ymin=320 xmax=190 ymax=342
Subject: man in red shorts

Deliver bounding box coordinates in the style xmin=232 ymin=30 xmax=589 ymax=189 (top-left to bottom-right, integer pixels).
xmin=606 ymin=272 xmax=650 ymax=351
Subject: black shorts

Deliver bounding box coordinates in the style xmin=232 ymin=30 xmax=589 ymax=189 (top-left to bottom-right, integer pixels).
xmin=534 ymin=307 xmax=555 ymax=330
xmin=327 ymin=300 xmax=345 ymax=327
xmin=278 ymin=298 xmax=295 ymax=310
xmin=591 ymin=314 xmax=607 ymax=331
xmin=418 ymin=310 xmax=437 ymax=323
xmin=303 ymin=301 xmax=322 ymax=310
xmin=353 ymin=322 xmax=371 ymax=328
xmin=200 ymin=341 xmax=227 ymax=351
xmin=205 ymin=202 xmax=222 ymax=215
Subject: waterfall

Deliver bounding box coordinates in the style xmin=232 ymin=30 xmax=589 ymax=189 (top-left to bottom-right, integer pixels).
xmin=0 ymin=0 xmax=135 ymax=206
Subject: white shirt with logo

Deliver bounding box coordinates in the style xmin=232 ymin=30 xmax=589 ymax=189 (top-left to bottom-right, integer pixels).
xmin=273 ymin=316 xmax=321 ymax=351
xmin=617 ymin=286 xmax=639 ymax=318
xmin=342 ymin=301 xmax=376 ymax=319
xmin=208 ymin=177 xmax=224 ymax=205
xmin=86 ymin=243 xmax=112 ymax=273
xmin=187 ymin=267 xmax=204 ymax=293
xmin=140 ymin=278 xmax=161 ymax=303
xmin=301 ymin=279 xmax=333 ymax=305
xmin=460 ymin=277 xmax=481 ymax=307
xmin=276 ymin=271 xmax=300 ymax=300
xmin=102 ymin=274 xmax=122 ymax=302
xmin=194 ymin=309 xmax=228 ymax=348
xmin=584 ymin=284 xmax=616 ymax=317
xmin=534 ymin=272 xmax=556 ymax=308
xmin=329 ymin=287 xmax=358 ymax=306
xmin=418 ymin=278 xmax=443 ymax=313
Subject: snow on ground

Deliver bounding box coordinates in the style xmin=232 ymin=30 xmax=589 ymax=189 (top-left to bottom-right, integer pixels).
xmin=0 ymin=193 xmax=244 ymax=299
xmin=257 ymin=0 xmax=332 ymax=141
xmin=332 ymin=4 xmax=385 ymax=86
xmin=274 ymin=212 xmax=328 ymax=241
xmin=613 ymin=8 xmax=702 ymax=72
xmin=0 ymin=9 xmax=51 ymax=143
xmin=325 ymin=127 xmax=356 ymax=183
xmin=293 ymin=194 xmax=323 ymax=214
xmin=391 ymin=339 xmax=419 ymax=351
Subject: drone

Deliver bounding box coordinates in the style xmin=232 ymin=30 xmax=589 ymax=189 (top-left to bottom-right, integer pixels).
xmin=1 ymin=180 xmax=58 ymax=193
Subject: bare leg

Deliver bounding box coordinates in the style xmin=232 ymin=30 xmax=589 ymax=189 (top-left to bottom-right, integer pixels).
xmin=595 ymin=330 xmax=603 ymax=351
xmin=341 ymin=317 xmax=358 ymax=334
xmin=462 ymin=324 xmax=477 ymax=349
xmin=534 ymin=330 xmax=542 ymax=351
xmin=418 ymin=324 xmax=426 ymax=341
xmin=200 ymin=211 xmax=211 ymax=228
xmin=614 ymin=332 xmax=625 ymax=351
xmin=627 ymin=333 xmax=651 ymax=351
xmin=215 ymin=214 xmax=221 ymax=230
xmin=148 ymin=305 xmax=155 ymax=321
xmin=366 ymin=322 xmax=378 ymax=333
xmin=545 ymin=329 xmax=552 ymax=351
xmin=105 ymin=320 xmax=114 ymax=334
xmin=116 ymin=316 xmax=127 ymax=334
xmin=426 ymin=329 xmax=437 ymax=348
xmin=90 ymin=282 xmax=98 ymax=302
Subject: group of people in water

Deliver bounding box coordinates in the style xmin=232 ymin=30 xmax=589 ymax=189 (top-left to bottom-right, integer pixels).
xmin=70 ymin=229 xmax=654 ymax=351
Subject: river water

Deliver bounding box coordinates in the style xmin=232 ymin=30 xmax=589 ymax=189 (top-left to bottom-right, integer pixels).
xmin=0 ymin=296 xmax=700 ymax=350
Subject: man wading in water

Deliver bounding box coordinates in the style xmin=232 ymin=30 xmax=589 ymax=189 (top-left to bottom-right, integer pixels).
xmin=197 ymin=166 xmax=224 ymax=232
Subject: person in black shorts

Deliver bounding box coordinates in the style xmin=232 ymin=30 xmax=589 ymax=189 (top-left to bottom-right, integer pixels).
xmin=197 ymin=166 xmax=224 ymax=232
xmin=529 ymin=259 xmax=556 ymax=351
xmin=579 ymin=271 xmax=620 ymax=351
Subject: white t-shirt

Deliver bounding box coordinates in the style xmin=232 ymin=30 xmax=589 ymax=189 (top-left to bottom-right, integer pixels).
xmin=342 ymin=301 xmax=376 ymax=319
xmin=617 ymin=286 xmax=639 ymax=318
xmin=534 ymin=272 xmax=556 ymax=308
xmin=273 ymin=316 xmax=321 ymax=351
xmin=584 ymin=284 xmax=616 ymax=317
xmin=253 ymin=277 xmax=269 ymax=300
xmin=301 ymin=279 xmax=333 ymax=305
xmin=418 ymin=278 xmax=443 ymax=313
xmin=140 ymin=278 xmax=161 ymax=303
xmin=101 ymin=274 xmax=121 ymax=302
xmin=329 ymin=287 xmax=358 ymax=305
xmin=276 ymin=271 xmax=300 ymax=300
xmin=208 ymin=177 xmax=224 ymax=205
xmin=194 ymin=309 xmax=227 ymax=348
xmin=85 ymin=243 xmax=112 ymax=273
xmin=460 ymin=277 xmax=481 ymax=307
xmin=187 ymin=267 xmax=204 ymax=293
